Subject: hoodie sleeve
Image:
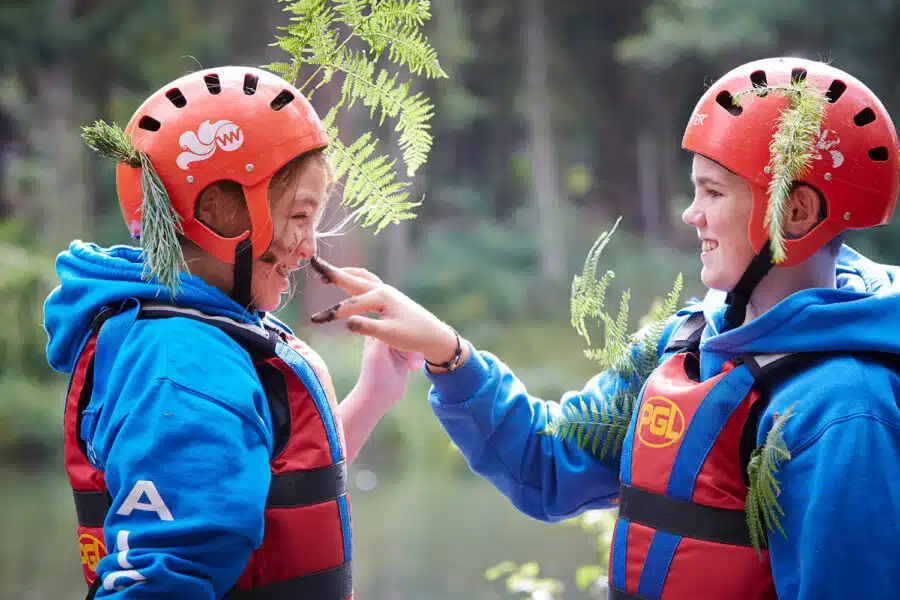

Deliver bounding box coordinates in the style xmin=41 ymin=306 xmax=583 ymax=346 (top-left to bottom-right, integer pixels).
xmin=89 ymin=320 xmax=273 ymax=599
xmin=426 ymin=347 xmax=633 ymax=522
xmin=768 ymin=412 xmax=900 ymax=599
xmin=422 ymin=310 xmax=690 ymax=523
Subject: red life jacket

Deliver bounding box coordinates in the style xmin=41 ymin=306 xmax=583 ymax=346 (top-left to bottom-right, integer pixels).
xmin=608 ymin=313 xmax=796 ymax=600
xmin=63 ymin=301 xmax=352 ymax=600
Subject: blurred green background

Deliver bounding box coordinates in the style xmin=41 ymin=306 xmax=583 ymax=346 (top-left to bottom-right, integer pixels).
xmin=2 ymin=0 xmax=900 ymax=598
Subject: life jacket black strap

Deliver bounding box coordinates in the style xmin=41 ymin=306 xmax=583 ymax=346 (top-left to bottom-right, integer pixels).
xmin=223 ymin=560 xmax=352 ymax=600
xmin=663 ymin=313 xmax=705 ymax=355
xmin=618 ymin=484 xmax=752 ymax=547
xmin=85 ymin=577 xmax=101 ymax=600
xmin=723 ymin=243 xmax=774 ymax=332
xmin=138 ymin=302 xmax=278 ymax=359
xmin=609 ymin=588 xmax=647 ymax=600
xmin=267 ymin=461 xmax=348 ymax=508
xmin=73 ymin=490 xmax=112 ymax=528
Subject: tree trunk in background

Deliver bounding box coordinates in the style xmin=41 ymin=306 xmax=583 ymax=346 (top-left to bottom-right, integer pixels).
xmin=523 ymin=0 xmax=565 ymax=284
xmin=636 ymin=128 xmax=664 ymax=243
xmin=33 ymin=0 xmax=90 ymax=247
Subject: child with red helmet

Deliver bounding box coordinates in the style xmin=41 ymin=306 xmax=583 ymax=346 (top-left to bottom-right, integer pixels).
xmin=309 ymin=57 xmax=900 ymax=599
xmin=44 ymin=67 xmax=420 ymax=599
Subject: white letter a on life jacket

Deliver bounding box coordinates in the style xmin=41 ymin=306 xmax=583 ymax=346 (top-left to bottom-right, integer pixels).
xmin=117 ymin=480 xmax=174 ymax=521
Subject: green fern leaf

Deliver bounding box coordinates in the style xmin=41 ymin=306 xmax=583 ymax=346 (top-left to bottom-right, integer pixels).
xmin=541 ymin=394 xmax=633 ymax=461
xmin=332 ymin=48 xmax=435 ymax=176
xmin=745 ymin=403 xmax=798 ymax=554
xmin=733 ymin=79 xmax=828 ymax=263
xmin=322 ymin=108 xmax=420 ymax=232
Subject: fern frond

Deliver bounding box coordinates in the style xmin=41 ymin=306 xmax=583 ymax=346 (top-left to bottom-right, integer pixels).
xmin=733 ymin=79 xmax=828 ymax=263
xmin=81 ymin=120 xmax=140 ymax=167
xmin=570 ymin=218 xmax=621 ymax=345
xmin=269 ymin=0 xmax=443 ymax=228
xmin=270 ymin=0 xmax=339 ymax=85
xmin=323 ymin=108 xmax=420 ymax=231
xmin=745 ymin=403 xmax=798 ymax=554
xmin=594 ymin=288 xmax=634 ymax=375
xmin=334 ymin=48 xmax=435 ymax=176
xmin=541 ymin=393 xmax=634 ymax=461
xmin=632 ymin=273 xmax=684 ymax=379
xmin=359 ymin=20 xmax=447 ymax=78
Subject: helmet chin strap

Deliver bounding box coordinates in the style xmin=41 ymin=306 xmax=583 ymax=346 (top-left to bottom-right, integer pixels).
xmin=233 ymin=239 xmax=254 ymax=310
xmin=722 ymin=241 xmax=774 ymax=332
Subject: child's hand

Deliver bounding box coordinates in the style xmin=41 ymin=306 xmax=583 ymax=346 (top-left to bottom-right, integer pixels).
xmin=357 ymin=336 xmax=424 ymax=410
xmin=308 ymin=257 xmax=467 ymax=371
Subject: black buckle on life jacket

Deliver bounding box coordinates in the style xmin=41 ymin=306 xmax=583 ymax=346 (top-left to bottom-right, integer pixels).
xmin=618 ymin=484 xmax=753 ymax=547
xmin=223 ymin=560 xmax=352 ymax=600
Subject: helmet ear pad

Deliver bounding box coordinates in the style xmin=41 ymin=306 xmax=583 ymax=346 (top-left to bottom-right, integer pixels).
xmin=179 ymin=180 xmax=274 ymax=264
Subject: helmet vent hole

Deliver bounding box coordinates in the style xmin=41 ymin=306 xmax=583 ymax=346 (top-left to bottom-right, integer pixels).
xmin=715 ymin=91 xmax=743 ymax=116
xmin=270 ymin=90 xmax=295 ymax=111
xmin=854 ymin=107 xmax=876 ymax=127
xmin=204 ymin=74 xmax=221 ymax=95
xmin=137 ymin=116 xmax=161 ymax=132
xmin=826 ymin=80 xmax=847 ymax=103
xmin=165 ymin=88 xmax=187 ymax=108
xmin=791 ymin=68 xmax=808 ymax=83
xmin=243 ymin=74 xmax=259 ymax=95
xmin=750 ymin=70 xmax=768 ymax=95
xmin=868 ymin=146 xmax=889 ymax=161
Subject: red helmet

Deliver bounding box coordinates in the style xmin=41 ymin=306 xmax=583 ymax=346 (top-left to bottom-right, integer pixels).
xmin=683 ymin=57 xmax=900 ymax=266
xmin=116 ymin=66 xmax=328 ymax=263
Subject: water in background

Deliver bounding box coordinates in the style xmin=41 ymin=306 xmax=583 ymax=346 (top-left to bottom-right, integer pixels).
xmin=0 ymin=464 xmax=606 ymax=600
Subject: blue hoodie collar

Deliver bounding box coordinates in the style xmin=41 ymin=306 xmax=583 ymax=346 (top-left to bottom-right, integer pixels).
xmin=44 ymin=241 xmax=268 ymax=373
xmin=684 ymin=245 xmax=900 ymax=372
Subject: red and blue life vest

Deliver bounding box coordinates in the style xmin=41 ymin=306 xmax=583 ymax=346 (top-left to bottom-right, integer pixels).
xmin=63 ymin=301 xmax=352 ymax=599
xmin=608 ymin=314 xmax=789 ymax=600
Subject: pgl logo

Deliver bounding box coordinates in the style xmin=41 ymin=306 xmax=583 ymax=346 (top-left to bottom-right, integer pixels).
xmin=78 ymin=532 xmax=107 ymax=575
xmin=176 ymin=120 xmax=245 ymax=170
xmin=637 ymin=396 xmax=685 ymax=448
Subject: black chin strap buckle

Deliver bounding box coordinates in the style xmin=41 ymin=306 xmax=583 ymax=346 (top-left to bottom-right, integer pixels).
xmin=722 ymin=242 xmax=774 ymax=332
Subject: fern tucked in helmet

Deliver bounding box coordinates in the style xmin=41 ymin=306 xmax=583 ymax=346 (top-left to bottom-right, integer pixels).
xmin=683 ymin=57 xmax=900 ymax=330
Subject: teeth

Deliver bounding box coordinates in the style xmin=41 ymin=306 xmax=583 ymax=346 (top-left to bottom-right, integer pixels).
xmin=702 ymin=240 xmax=718 ymax=252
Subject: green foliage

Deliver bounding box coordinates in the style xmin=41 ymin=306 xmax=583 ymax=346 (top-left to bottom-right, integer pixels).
xmin=269 ymin=0 xmax=447 ymax=232
xmin=80 ymin=121 xmax=187 ymax=295
xmin=80 ymin=119 xmax=140 ymax=167
xmin=733 ymin=78 xmax=828 ymax=263
xmin=746 ymin=403 xmax=797 ymax=554
xmin=543 ymin=218 xmax=683 ymax=460
xmin=486 ymin=510 xmax=617 ymax=599
xmin=485 ymin=561 xmax=565 ymax=599
xmin=542 ymin=391 xmax=633 ymax=462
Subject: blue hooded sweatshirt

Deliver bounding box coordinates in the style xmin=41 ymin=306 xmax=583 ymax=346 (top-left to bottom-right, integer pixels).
xmin=45 ymin=242 xmax=280 ymax=599
xmin=425 ymin=245 xmax=900 ymax=600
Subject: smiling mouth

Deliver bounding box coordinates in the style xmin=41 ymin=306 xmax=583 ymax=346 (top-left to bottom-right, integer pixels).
xmin=275 ymin=264 xmax=297 ymax=278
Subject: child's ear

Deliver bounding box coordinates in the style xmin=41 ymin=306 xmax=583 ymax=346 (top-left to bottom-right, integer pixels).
xmin=783 ymin=184 xmax=822 ymax=239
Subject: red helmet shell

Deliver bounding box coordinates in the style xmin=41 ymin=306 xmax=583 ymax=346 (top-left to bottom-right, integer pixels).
xmin=116 ymin=66 xmax=328 ymax=263
xmin=683 ymin=58 xmax=900 ymax=266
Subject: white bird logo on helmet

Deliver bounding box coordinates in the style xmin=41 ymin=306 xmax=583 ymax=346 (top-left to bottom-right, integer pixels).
xmin=176 ymin=120 xmax=245 ymax=170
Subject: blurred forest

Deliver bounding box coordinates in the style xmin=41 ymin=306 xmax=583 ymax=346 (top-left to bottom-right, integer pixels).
xmin=1 ymin=0 xmax=899 ymax=598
